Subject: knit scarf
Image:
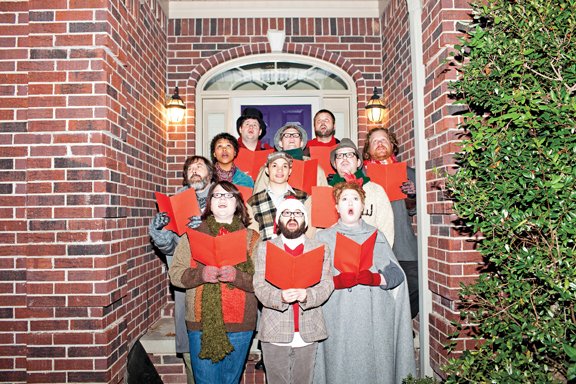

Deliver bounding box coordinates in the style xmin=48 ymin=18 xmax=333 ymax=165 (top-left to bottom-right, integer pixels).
xmin=199 ymin=215 xmax=254 ymax=362
xmin=328 ymin=168 xmax=370 ymax=187
xmin=214 ymin=162 xmax=237 ymax=182
xmin=283 ymin=148 xmax=305 ymax=160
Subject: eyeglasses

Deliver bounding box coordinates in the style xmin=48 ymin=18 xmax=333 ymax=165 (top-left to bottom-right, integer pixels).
xmin=335 ymin=152 xmax=357 ymax=160
xmin=281 ymin=132 xmax=301 ymax=139
xmin=212 ymin=192 xmax=235 ymax=199
xmin=280 ymin=210 xmax=304 ymax=218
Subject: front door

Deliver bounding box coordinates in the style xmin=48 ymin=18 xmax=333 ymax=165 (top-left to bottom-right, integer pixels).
xmin=242 ymin=104 xmax=312 ymax=148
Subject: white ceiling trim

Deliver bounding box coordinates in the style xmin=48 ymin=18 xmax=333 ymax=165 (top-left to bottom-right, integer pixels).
xmin=168 ymin=1 xmax=384 ymax=18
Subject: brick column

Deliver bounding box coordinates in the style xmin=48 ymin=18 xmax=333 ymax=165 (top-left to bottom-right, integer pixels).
xmin=0 ymin=1 xmax=169 ymax=382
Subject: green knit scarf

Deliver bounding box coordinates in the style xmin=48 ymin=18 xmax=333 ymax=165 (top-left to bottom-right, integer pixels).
xmin=328 ymin=168 xmax=371 ymax=186
xmin=199 ymin=215 xmax=254 ymax=363
xmin=284 ymin=147 xmax=305 ymax=160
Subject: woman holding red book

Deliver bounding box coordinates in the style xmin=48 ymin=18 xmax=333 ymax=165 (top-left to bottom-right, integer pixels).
xmin=169 ymin=181 xmax=259 ymax=384
xmin=313 ymin=181 xmax=416 ymax=384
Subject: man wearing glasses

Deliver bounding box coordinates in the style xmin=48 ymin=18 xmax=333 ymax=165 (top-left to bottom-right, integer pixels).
xmin=253 ymin=122 xmax=328 ymax=193
xmin=328 ymin=139 xmax=395 ymax=247
xmin=253 ymin=198 xmax=333 ymax=384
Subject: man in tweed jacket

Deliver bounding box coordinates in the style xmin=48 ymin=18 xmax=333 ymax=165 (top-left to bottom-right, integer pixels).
xmin=247 ymin=152 xmax=314 ymax=241
xmin=253 ymin=198 xmax=334 ymax=384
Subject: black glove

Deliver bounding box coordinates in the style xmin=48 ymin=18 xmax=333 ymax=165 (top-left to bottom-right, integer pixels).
xmin=152 ymin=212 xmax=170 ymax=230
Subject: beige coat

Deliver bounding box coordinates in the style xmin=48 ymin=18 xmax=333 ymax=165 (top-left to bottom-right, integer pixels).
xmin=253 ymin=236 xmax=334 ymax=343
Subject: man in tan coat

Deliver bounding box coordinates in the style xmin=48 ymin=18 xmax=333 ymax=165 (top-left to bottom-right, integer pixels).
xmin=253 ymin=198 xmax=333 ymax=384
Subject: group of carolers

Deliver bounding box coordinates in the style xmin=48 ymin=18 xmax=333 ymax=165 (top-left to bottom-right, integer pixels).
xmin=149 ymin=107 xmax=420 ymax=384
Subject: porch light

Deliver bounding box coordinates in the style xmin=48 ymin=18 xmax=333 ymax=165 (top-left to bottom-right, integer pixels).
xmin=365 ymin=87 xmax=386 ymax=123
xmin=166 ymin=86 xmax=186 ymax=124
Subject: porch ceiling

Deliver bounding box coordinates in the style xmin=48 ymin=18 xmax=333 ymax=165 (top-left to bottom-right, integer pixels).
xmin=161 ymin=0 xmax=389 ymax=18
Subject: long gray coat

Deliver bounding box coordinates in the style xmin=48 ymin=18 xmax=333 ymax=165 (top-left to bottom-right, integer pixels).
xmin=313 ymin=220 xmax=416 ymax=384
xmin=253 ymin=236 xmax=334 ymax=343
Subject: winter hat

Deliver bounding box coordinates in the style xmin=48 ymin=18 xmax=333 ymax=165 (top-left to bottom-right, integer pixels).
xmin=265 ymin=151 xmax=293 ymax=167
xmin=275 ymin=197 xmax=308 ymax=225
xmin=236 ymin=107 xmax=267 ymax=139
xmin=273 ymin=122 xmax=308 ymax=151
xmin=329 ymin=138 xmax=363 ymax=170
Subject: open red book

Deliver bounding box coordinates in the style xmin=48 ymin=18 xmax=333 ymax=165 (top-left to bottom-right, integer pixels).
xmin=309 ymin=146 xmax=336 ymax=176
xmin=233 ymin=184 xmax=253 ymax=203
xmin=310 ymin=186 xmax=338 ymax=228
xmin=186 ymin=228 xmax=248 ymax=267
xmin=288 ymin=159 xmax=318 ymax=194
xmin=155 ymin=188 xmax=201 ymax=236
xmin=364 ymin=162 xmax=408 ymax=202
xmin=265 ymin=243 xmax=325 ymax=289
xmin=235 ymin=148 xmax=274 ymax=181
xmin=334 ymin=231 xmax=377 ymax=274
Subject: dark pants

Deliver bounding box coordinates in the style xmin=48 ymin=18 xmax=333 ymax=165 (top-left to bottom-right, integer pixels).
xmin=399 ymin=260 xmax=419 ymax=319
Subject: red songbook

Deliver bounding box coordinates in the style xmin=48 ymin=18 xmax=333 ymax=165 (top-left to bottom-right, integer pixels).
xmin=334 ymin=231 xmax=377 ymax=274
xmin=186 ymin=229 xmax=248 ymax=267
xmin=155 ymin=188 xmax=201 ymax=236
xmin=265 ymin=243 xmax=325 ymax=289
xmin=309 ymin=146 xmax=336 ymax=176
xmin=288 ymin=159 xmax=318 ymax=194
xmin=235 ymin=148 xmax=274 ymax=181
xmin=310 ymin=186 xmax=338 ymax=228
xmin=364 ymin=162 xmax=408 ymax=202
xmin=233 ymin=184 xmax=253 ymax=203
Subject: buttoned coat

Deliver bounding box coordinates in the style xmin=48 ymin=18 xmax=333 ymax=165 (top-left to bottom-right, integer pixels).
xmin=253 ymin=236 xmax=334 ymax=343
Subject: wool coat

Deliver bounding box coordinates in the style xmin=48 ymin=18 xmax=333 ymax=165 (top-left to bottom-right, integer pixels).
xmin=169 ymin=222 xmax=259 ymax=333
xmin=253 ymin=236 xmax=334 ymax=343
xmin=313 ymin=220 xmax=416 ymax=384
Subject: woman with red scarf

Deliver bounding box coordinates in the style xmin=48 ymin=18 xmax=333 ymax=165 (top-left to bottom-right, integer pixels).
xmin=169 ymin=181 xmax=259 ymax=384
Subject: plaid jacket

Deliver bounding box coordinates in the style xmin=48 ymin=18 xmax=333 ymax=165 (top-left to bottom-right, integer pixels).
xmin=253 ymin=236 xmax=334 ymax=343
xmin=247 ymin=189 xmax=308 ymax=241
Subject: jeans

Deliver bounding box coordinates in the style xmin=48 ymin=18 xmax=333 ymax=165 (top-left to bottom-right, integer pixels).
xmin=188 ymin=330 xmax=253 ymax=384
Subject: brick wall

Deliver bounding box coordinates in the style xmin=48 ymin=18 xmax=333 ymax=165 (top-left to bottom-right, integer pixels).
xmin=381 ymin=0 xmax=415 ymax=164
xmin=418 ymin=0 xmax=478 ymax=377
xmin=0 ymin=0 xmax=170 ymax=382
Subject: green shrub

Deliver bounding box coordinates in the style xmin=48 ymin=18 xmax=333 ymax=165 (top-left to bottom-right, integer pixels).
xmin=402 ymin=374 xmax=439 ymax=384
xmin=444 ymin=0 xmax=576 ymax=383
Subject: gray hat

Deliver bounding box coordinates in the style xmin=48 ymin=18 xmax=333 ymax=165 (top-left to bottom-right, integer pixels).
xmin=273 ymin=122 xmax=308 ymax=151
xmin=266 ymin=151 xmax=293 ymax=167
xmin=329 ymin=138 xmax=362 ymax=170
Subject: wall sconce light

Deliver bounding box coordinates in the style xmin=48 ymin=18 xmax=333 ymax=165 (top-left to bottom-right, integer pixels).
xmin=267 ymin=29 xmax=286 ymax=53
xmin=365 ymin=87 xmax=387 ymax=124
xmin=166 ymin=86 xmax=186 ymax=124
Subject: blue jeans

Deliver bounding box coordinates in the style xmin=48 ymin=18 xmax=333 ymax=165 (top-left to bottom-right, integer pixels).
xmin=188 ymin=330 xmax=253 ymax=384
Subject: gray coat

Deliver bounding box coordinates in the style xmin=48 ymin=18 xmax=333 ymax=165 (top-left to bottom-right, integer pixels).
xmin=314 ymin=220 xmax=416 ymax=384
xmin=253 ymin=236 xmax=334 ymax=343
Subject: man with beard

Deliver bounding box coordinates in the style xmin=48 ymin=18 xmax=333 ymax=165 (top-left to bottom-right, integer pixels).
xmin=362 ymin=127 xmax=419 ymax=320
xmin=253 ymin=198 xmax=333 ymax=384
xmin=149 ymin=155 xmax=214 ymax=384
xmin=307 ymin=109 xmax=340 ymax=148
